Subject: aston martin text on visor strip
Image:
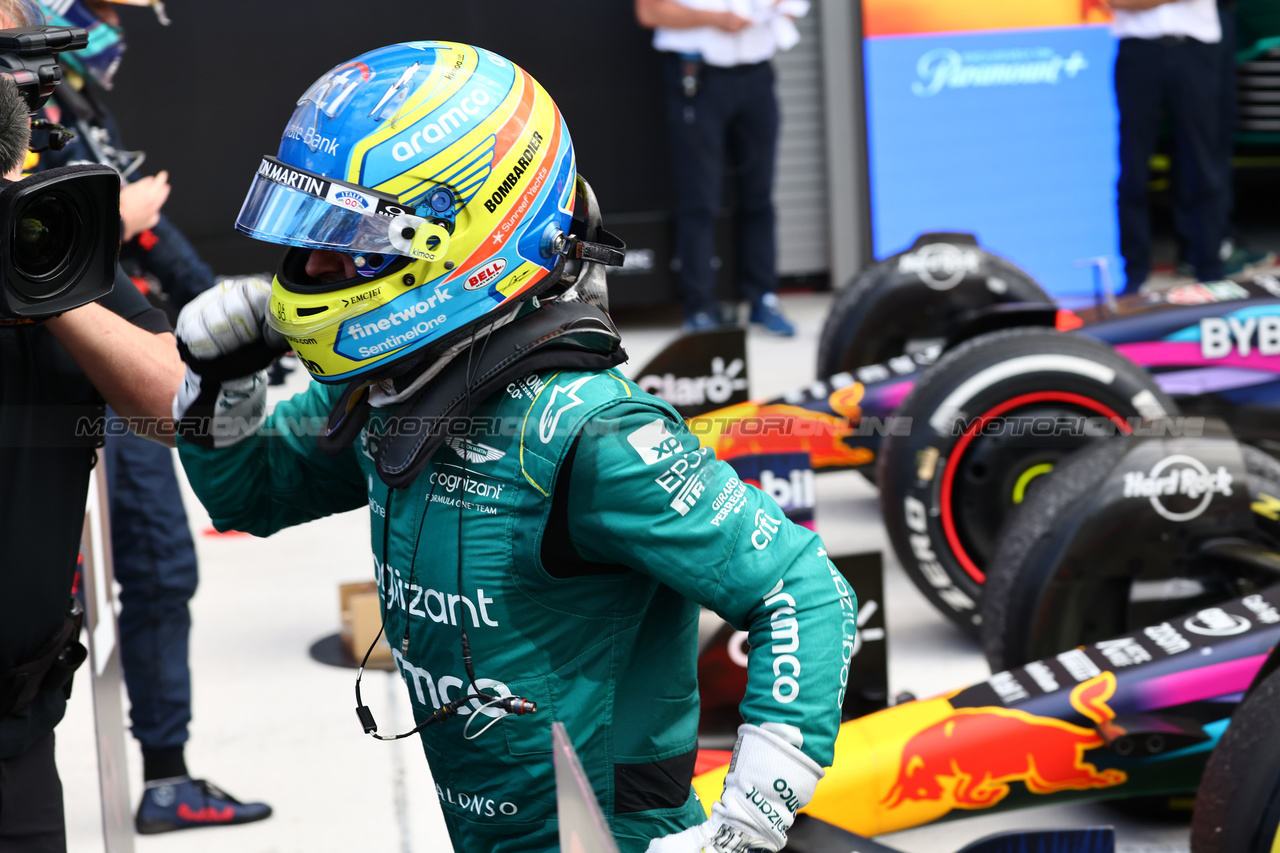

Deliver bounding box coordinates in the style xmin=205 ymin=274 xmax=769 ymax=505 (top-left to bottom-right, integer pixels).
xmin=254 ymin=155 xmax=411 ymax=219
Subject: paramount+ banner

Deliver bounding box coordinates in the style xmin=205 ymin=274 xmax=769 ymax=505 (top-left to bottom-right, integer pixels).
xmin=863 ymin=0 xmax=1118 ymax=298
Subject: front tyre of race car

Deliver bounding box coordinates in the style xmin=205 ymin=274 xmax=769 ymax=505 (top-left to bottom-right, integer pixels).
xmin=981 ymin=440 xmax=1280 ymax=671
xmin=1191 ymin=664 xmax=1280 ymax=853
xmin=877 ymin=327 xmax=1178 ymax=636
xmin=815 ymin=235 xmax=1051 ymax=379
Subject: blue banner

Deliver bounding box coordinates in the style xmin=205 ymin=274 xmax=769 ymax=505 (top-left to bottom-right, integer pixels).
xmin=864 ymin=26 xmax=1119 ymax=298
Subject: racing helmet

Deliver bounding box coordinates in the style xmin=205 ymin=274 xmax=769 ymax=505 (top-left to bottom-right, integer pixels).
xmin=235 ymin=42 xmax=581 ymax=385
xmin=34 ymin=0 xmax=168 ymax=89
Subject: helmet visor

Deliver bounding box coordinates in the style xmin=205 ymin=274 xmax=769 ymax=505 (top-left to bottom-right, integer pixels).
xmin=235 ymin=156 xmax=418 ymax=257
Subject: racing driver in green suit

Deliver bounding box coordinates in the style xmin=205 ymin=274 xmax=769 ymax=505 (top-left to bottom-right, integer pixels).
xmin=171 ymin=42 xmax=853 ymax=853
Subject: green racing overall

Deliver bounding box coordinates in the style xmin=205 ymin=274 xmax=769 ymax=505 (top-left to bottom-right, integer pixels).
xmin=177 ymin=367 xmax=853 ymax=852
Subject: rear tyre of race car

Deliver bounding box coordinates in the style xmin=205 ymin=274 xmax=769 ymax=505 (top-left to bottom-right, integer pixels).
xmin=1191 ymin=665 xmax=1280 ymax=853
xmin=981 ymin=441 xmax=1280 ymax=671
xmin=877 ymin=327 xmax=1178 ymax=637
xmin=815 ymin=234 xmax=1051 ymax=379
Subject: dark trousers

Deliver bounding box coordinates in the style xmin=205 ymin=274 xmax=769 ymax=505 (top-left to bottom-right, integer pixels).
xmin=1217 ymin=8 xmax=1237 ymax=236
xmin=0 ymin=732 xmax=65 ymax=853
xmin=1116 ymin=36 xmax=1226 ymax=292
xmin=118 ymin=213 xmax=216 ymax=313
xmin=105 ymin=425 xmax=198 ymax=754
xmin=1173 ymin=7 xmax=1238 ymax=258
xmin=662 ymin=53 xmax=780 ymax=319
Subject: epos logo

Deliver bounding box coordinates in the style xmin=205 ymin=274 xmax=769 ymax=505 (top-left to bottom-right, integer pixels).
xmin=464 ymin=258 xmax=507 ymax=291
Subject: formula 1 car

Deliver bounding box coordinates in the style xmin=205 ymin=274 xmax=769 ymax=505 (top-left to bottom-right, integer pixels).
xmin=687 ymin=427 xmax=1280 ymax=853
xmin=641 ymin=233 xmax=1280 ymax=635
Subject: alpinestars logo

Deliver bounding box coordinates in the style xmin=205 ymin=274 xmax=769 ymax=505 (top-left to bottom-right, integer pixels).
xmin=446 ymin=438 xmax=506 ymax=464
xmin=538 ymin=376 xmax=595 ymax=444
xmin=627 ymin=419 xmax=683 ymax=466
xmin=897 ymin=244 xmax=981 ymax=290
xmin=638 ymin=357 xmax=747 ymax=408
xmin=1123 ymin=454 xmax=1233 ymax=522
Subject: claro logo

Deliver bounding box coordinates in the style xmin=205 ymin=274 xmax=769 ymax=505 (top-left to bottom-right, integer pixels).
xmin=391 ymin=88 xmax=492 ymax=162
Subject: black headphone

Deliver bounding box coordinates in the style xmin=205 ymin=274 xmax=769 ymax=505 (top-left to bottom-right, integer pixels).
xmin=354 ymin=327 xmax=536 ymax=741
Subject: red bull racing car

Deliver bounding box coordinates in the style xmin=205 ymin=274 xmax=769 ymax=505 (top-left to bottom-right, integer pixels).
xmin=644 ymin=233 xmax=1280 ymax=637
xmin=681 ymin=422 xmax=1280 ymax=853
xmin=631 ymin=237 xmax=1280 ymax=851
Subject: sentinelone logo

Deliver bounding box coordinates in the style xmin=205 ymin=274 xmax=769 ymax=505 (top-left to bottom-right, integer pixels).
xmin=912 ymin=48 xmax=1088 ymax=97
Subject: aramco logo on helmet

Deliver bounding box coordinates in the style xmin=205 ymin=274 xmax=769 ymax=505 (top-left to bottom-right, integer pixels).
xmin=391 ymin=88 xmax=493 ymax=162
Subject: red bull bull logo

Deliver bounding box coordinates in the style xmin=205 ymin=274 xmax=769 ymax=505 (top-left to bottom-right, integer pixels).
xmin=883 ymin=673 xmax=1126 ymax=810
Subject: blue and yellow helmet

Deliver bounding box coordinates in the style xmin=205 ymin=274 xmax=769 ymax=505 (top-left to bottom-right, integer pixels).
xmin=235 ymin=41 xmax=579 ymax=384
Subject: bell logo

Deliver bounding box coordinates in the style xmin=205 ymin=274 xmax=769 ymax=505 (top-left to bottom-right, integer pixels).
xmin=464 ymin=258 xmax=507 ymax=291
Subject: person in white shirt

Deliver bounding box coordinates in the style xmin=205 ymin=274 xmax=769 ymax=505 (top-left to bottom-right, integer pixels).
xmin=636 ymin=0 xmax=808 ymax=336
xmin=1110 ymin=0 xmax=1227 ymax=292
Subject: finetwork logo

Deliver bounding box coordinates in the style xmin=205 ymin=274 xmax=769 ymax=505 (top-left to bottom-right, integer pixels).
xmin=912 ymin=47 xmax=1089 ymax=98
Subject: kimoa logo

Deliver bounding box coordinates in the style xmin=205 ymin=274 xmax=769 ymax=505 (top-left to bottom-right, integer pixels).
xmin=391 ymin=87 xmax=493 ymax=162
xmin=1123 ymin=454 xmax=1233 ymax=522
xmin=897 ymin=244 xmax=981 ymax=290
xmin=638 ymin=357 xmax=747 ymax=407
xmin=912 ymin=47 xmax=1088 ymax=98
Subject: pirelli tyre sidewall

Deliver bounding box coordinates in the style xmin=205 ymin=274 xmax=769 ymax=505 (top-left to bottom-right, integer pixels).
xmin=1191 ymin=665 xmax=1280 ymax=853
xmin=815 ymin=243 xmax=1050 ymax=379
xmin=878 ymin=327 xmax=1178 ymax=635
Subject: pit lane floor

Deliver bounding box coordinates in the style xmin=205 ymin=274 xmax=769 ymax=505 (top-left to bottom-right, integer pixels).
xmin=58 ymin=292 xmax=1192 ymax=853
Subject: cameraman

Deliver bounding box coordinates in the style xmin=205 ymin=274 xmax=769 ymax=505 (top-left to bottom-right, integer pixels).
xmin=0 ymin=12 xmax=185 ymax=850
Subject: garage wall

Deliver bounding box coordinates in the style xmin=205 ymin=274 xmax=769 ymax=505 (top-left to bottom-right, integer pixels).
xmin=774 ymin=9 xmax=831 ymax=277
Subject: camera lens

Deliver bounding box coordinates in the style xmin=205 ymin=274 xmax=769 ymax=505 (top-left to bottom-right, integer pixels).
xmin=14 ymin=191 xmax=79 ymax=289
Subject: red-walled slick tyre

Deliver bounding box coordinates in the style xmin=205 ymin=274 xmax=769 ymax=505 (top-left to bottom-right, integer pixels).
xmin=877 ymin=327 xmax=1178 ymax=637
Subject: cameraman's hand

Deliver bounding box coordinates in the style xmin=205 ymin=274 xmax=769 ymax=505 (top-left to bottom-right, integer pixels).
xmin=120 ymin=170 xmax=170 ymax=243
xmin=45 ymin=303 xmax=185 ymax=446
xmin=173 ymin=276 xmax=289 ymax=449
